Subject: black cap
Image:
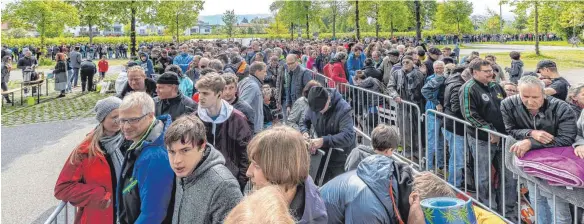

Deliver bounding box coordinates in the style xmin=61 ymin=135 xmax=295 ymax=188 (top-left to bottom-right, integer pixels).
xmin=308 ymin=86 xmax=329 ymax=112
xmin=536 ymin=60 xmax=557 ymax=71
xmin=387 ymin=49 xmax=399 ymax=57
xmin=157 ymin=72 xmax=180 ymax=85
xmin=429 ymin=47 xmax=442 ymax=55
xmin=127 ymin=61 xmax=138 ymax=67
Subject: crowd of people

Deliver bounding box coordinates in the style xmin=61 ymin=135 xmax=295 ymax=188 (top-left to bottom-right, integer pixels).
xmin=10 ymin=35 xmax=578 ymax=224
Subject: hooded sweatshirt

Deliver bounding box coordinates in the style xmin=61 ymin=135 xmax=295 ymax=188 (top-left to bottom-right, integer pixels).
xmin=344 ymin=145 xmax=375 ymax=171
xmin=506 ymin=59 xmax=524 ymax=84
xmin=320 ymin=155 xmax=399 ymax=223
xmin=173 ymin=53 xmax=194 ymax=73
xmin=290 ymin=176 xmax=328 ymax=224
xmin=171 ymin=144 xmax=242 ymax=224
xmin=196 ymin=100 xmax=253 ymax=189
xmin=138 ymin=53 xmax=154 ymax=78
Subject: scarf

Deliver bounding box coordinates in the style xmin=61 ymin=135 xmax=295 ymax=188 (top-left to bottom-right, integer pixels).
xmin=100 ymin=132 xmax=125 ymax=179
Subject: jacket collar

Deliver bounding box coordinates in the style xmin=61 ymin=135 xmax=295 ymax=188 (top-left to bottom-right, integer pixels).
xmin=197 ymin=100 xmax=233 ymax=124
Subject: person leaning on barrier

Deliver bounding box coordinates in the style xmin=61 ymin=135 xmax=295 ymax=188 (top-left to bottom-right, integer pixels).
xmin=362 ymin=58 xmax=383 ymax=82
xmin=246 ymin=126 xmax=328 ymax=224
xmin=421 ymin=60 xmax=447 ymax=172
xmin=55 ymin=97 xmax=130 ymax=224
xmin=153 ymin=72 xmax=197 ymax=122
xmin=459 ymin=58 xmax=518 ymax=219
xmin=386 ymin=55 xmax=425 ymax=105
xmin=117 ymin=92 xmax=175 ymax=224
xmin=500 ymin=75 xmax=577 ymax=224
xmin=344 ymin=124 xmax=400 ymax=171
xmin=301 ymin=86 xmax=355 ymax=184
xmin=164 ymin=115 xmax=242 ymax=224
xmin=287 ymin=80 xmax=322 ymax=131
xmin=442 ymin=65 xmax=469 ymax=188
xmin=117 ymin=66 xmax=157 ymax=99
xmin=381 ymin=49 xmax=400 ymax=86
xmin=224 ymin=185 xmax=296 ymax=224
xmin=567 ymin=83 xmax=584 ymax=116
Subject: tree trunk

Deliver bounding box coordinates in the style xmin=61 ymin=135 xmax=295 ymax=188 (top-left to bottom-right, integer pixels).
xmin=499 ymin=2 xmax=503 ymax=42
xmin=391 ymin=19 xmax=394 ymax=38
xmin=375 ymin=5 xmax=379 ymax=39
xmin=176 ymin=13 xmax=179 ymax=43
xmin=332 ymin=4 xmax=337 ymax=39
xmin=130 ymin=2 xmax=137 ymax=58
xmin=290 ymin=22 xmax=294 ymax=40
xmin=306 ymin=8 xmax=310 ymax=39
xmin=414 ymin=0 xmax=421 ymax=42
xmin=88 ymin=20 xmax=94 ymax=45
xmin=534 ymin=2 xmax=540 ymax=56
xmin=355 ymin=0 xmax=361 ymax=41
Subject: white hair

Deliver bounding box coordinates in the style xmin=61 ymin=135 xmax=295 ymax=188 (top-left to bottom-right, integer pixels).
xmin=433 ymin=60 xmax=445 ymax=68
xmin=518 ymin=75 xmax=545 ymax=94
xmin=397 ymin=45 xmax=405 ymax=50
xmin=120 ymin=92 xmax=155 ymax=115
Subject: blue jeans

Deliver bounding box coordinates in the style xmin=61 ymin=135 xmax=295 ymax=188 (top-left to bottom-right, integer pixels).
xmin=426 ymin=114 xmax=444 ymax=170
xmin=69 ymin=68 xmax=79 ymax=87
xmin=527 ymin=182 xmax=572 ymax=224
xmin=442 ymin=128 xmax=465 ymax=187
xmin=66 ymin=69 xmax=73 ymax=91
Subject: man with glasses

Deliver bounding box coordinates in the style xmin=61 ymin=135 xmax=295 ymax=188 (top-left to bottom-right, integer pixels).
xmin=116 ymin=92 xmax=175 ymax=224
xmin=459 ymin=59 xmax=517 ymax=220
xmin=285 ymin=54 xmax=312 ymax=117
xmin=117 ymin=66 xmax=157 ymax=99
xmin=537 ymin=60 xmax=570 ymax=101
xmin=501 ymin=81 xmax=518 ymax=97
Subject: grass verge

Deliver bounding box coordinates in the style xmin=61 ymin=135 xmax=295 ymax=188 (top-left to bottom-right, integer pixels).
xmin=488 ymin=50 xmax=584 ymax=71
xmin=477 ymin=41 xmax=575 ymax=47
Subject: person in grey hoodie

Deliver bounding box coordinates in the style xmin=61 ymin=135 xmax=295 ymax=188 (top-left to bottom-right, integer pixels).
xmin=345 ymin=124 xmax=400 ymax=171
xmin=505 ymin=51 xmax=524 ymax=84
xmin=68 ymin=46 xmax=82 ymax=88
xmin=164 ymin=115 xmax=242 ymax=224
xmin=238 ymin=61 xmax=265 ymax=134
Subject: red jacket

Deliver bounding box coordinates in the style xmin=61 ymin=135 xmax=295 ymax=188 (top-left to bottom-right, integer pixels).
xmin=54 ymin=138 xmax=114 ymax=224
xmin=98 ymin=60 xmax=109 ymax=73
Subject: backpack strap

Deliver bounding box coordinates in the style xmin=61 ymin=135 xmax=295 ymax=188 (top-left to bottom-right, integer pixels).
xmin=389 ymin=176 xmax=405 ymax=224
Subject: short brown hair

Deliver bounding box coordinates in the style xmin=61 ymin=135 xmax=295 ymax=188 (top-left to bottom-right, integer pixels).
xmin=470 ymin=59 xmax=491 ymax=72
xmin=164 ymin=115 xmax=207 ymax=150
xmin=195 ymin=73 xmax=225 ymax=94
xmin=302 ymin=80 xmax=322 ymax=97
xmin=223 ymin=73 xmax=239 ymax=86
xmin=413 ymin=172 xmax=456 ymax=199
xmin=249 ymin=61 xmax=267 ymax=76
xmin=509 ymin=51 xmax=521 ymax=60
xmin=371 ymin=124 xmax=400 ymax=151
xmin=247 ymin=126 xmax=310 ymax=191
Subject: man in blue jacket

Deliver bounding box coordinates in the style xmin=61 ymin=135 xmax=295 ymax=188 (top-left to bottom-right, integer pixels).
xmin=421 ymin=60 xmax=446 ymax=172
xmin=301 ymin=86 xmax=355 ymax=184
xmin=173 ymin=44 xmax=193 ymax=73
xmin=346 ymin=46 xmax=365 ymax=85
xmin=117 ymin=92 xmax=175 ymax=224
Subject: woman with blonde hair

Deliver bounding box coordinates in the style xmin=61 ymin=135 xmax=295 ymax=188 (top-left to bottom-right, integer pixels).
xmin=54 ymin=96 xmax=129 ymax=224
xmin=225 ymin=185 xmax=296 ymax=224
xmin=246 ymin=126 xmax=328 ymax=224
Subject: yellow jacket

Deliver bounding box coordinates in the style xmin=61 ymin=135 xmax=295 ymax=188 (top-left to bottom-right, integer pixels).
xmin=473 ymin=206 xmax=506 ymax=224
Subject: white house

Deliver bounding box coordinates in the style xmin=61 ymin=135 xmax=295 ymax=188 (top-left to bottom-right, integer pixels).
xmin=184 ymin=20 xmax=213 ymax=35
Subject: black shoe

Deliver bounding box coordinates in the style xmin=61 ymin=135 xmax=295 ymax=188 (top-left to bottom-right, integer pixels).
xmin=57 ymin=94 xmax=66 ymax=98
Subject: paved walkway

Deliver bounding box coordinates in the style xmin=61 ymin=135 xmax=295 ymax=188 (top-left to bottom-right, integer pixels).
xmin=1 ymin=118 xmax=95 ymax=224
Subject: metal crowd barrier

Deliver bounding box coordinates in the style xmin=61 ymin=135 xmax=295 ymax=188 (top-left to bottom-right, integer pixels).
xmin=311 ymin=72 xmax=336 ymax=89
xmin=44 ymin=201 xmax=74 ymax=224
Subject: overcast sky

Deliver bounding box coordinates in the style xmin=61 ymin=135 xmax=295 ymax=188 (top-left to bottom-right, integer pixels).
xmin=200 ymin=0 xmax=517 ymax=19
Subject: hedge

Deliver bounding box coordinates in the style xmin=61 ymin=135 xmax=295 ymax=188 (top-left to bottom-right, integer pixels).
xmin=2 ymin=31 xmax=457 ymax=46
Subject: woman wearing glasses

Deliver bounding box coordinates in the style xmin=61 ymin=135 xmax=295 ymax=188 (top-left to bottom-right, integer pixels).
xmin=54 ymin=96 xmax=129 ymax=224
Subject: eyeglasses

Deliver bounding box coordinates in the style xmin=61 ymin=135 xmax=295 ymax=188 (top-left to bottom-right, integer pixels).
xmin=505 ymin=89 xmax=517 ymax=93
xmin=480 ymin=70 xmax=494 ymax=73
xmin=116 ymin=114 xmax=148 ymax=125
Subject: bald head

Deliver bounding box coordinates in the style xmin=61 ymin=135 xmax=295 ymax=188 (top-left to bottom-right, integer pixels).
xmin=199 ymin=58 xmax=210 ymax=69
xmin=286 ymin=54 xmax=298 ymax=71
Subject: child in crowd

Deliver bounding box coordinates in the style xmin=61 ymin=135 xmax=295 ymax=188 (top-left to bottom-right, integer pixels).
xmin=97 ymin=55 xmax=108 ymax=82
xmin=505 ymin=51 xmax=524 ymax=84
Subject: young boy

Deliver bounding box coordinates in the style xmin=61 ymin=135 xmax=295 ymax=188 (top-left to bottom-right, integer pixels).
xmin=97 ymin=55 xmax=108 ymax=82
xmin=164 ymin=115 xmax=242 ymax=223
xmin=505 ymin=51 xmax=524 ymax=84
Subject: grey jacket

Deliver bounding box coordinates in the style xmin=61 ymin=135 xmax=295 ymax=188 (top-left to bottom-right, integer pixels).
xmin=237 ymin=75 xmax=264 ymax=133
xmin=287 ymin=96 xmax=309 ymax=130
xmin=231 ymin=96 xmax=255 ymax=131
xmin=69 ymin=50 xmax=82 ymax=69
xmin=172 ymin=144 xmax=243 ymax=224
xmin=573 ymin=109 xmax=584 ymax=148
xmin=344 ymin=145 xmax=375 ymax=171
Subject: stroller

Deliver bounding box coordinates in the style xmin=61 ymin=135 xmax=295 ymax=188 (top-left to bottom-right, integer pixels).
xmin=22 ymin=66 xmax=39 ymax=97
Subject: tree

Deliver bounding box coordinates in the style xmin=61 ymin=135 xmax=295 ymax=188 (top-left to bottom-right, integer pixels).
xmin=513 ymin=0 xmax=547 ymax=55
xmin=414 ymin=0 xmax=422 ymax=41
xmin=354 ymin=0 xmax=361 ymax=40
xmin=513 ymin=13 xmax=528 ymax=33
xmin=241 ymin=17 xmax=249 ymax=24
xmin=222 ymin=10 xmax=237 ymax=38
xmin=480 ymin=8 xmax=502 ymax=34
xmin=434 ymin=0 xmax=474 ymax=35
xmin=323 ymin=1 xmax=348 ymax=39
xmin=379 ymin=1 xmax=409 ymax=37
xmin=360 ymin=1 xmax=382 ymax=38
xmin=557 ymin=1 xmax=584 ymax=39
xmin=1 ymin=0 xmax=79 ymax=46
xmin=113 ymin=0 xmax=155 ymax=57
xmin=265 ymin=14 xmax=288 ymax=37
xmin=153 ymin=0 xmax=204 ymax=42
xmin=70 ymin=0 xmax=118 ymax=44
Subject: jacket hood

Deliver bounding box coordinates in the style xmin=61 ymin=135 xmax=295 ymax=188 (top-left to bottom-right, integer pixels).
xmin=141 ymin=114 xmax=172 ymax=149
xmin=512 ymin=60 xmax=524 ymax=67
xmin=139 ymin=52 xmax=150 ymax=61
xmin=356 ymin=155 xmax=396 ymax=216
xmin=327 ymin=88 xmax=349 ymax=113
xmin=356 ymin=144 xmax=375 ymax=154
xmin=180 ymin=143 xmax=225 ymax=188
xmin=197 ymin=99 xmax=234 ymax=125
xmin=300 ymin=176 xmax=328 ymax=223
xmin=445 ymin=72 xmax=464 ymax=86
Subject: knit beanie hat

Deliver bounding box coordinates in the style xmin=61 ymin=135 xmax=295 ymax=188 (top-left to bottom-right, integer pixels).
xmin=308 ymin=86 xmax=329 ymax=112
xmin=94 ymin=96 xmax=122 ymax=123
xmin=157 ymin=72 xmax=180 ymax=85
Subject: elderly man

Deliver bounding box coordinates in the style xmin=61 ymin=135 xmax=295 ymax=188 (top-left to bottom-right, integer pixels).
xmin=117 ymin=66 xmax=157 ymax=99
xmin=421 ymin=61 xmax=446 ymax=173
xmin=424 ymin=47 xmax=442 ymax=77
xmin=285 ymin=54 xmax=312 ymax=116
xmin=501 ymin=75 xmax=577 ymax=224
xmin=173 ymin=44 xmax=193 ymax=73
xmin=198 ymin=57 xmax=210 ymax=71
xmin=459 ymin=59 xmax=517 ymax=219
xmin=238 ymin=61 xmax=265 ymax=133
xmin=381 ymin=49 xmax=400 ymax=86
xmin=117 ymin=92 xmax=175 ymax=224
xmin=153 ymin=72 xmax=197 ymax=121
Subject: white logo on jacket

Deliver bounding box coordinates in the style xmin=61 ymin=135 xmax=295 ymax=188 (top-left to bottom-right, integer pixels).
xmin=481 ymin=93 xmax=490 ymax=102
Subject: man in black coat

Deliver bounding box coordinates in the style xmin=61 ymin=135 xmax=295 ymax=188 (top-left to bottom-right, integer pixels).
xmin=153 ymin=72 xmax=197 ymax=121
xmin=79 ymin=58 xmax=97 ymax=92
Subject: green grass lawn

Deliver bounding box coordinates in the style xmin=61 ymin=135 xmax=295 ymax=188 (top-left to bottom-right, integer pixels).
xmin=488 ymin=50 xmax=584 ymax=71
xmin=38 ymin=59 xmax=129 ymax=70
xmin=476 ymin=41 xmax=575 ymax=47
